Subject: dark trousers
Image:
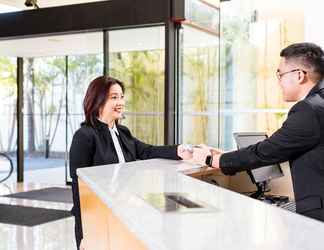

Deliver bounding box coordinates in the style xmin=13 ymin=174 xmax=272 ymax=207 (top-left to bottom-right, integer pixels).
xmin=74 ymin=217 xmax=82 ymax=250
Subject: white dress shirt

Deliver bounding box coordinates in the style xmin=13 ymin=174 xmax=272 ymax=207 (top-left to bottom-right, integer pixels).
xmin=109 ymin=123 xmax=126 ymax=163
xmin=97 ymin=118 xmax=126 ymax=163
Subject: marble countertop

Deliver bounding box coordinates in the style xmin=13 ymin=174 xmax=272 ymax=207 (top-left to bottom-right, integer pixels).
xmin=77 ymin=159 xmax=324 ymax=250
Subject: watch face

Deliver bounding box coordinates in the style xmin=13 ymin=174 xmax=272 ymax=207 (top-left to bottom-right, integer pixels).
xmin=205 ymin=155 xmax=212 ymax=166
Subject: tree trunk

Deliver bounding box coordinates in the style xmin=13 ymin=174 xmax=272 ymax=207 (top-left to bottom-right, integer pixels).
xmin=26 ymin=58 xmax=36 ymax=154
xmin=7 ymin=98 xmax=17 ymax=152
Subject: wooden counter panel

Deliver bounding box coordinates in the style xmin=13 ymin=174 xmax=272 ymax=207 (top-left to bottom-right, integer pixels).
xmin=79 ymin=179 xmax=148 ymax=250
xmin=79 ymin=179 xmax=110 ymax=250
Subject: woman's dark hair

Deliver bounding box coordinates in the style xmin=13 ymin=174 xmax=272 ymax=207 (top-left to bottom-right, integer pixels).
xmin=83 ymin=76 xmax=125 ymax=126
xmin=280 ymin=42 xmax=324 ymax=81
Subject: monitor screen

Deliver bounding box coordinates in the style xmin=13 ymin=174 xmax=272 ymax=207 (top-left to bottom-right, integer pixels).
xmin=233 ymin=132 xmax=284 ymax=184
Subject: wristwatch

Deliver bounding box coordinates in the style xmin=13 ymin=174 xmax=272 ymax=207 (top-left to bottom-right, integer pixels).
xmin=205 ymin=155 xmax=213 ymax=167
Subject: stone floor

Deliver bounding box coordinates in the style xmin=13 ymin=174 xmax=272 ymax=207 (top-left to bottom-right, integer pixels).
xmin=0 ymin=168 xmax=76 ymax=250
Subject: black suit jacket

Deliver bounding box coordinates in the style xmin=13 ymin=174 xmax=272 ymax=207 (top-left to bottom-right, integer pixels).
xmin=220 ymin=80 xmax=324 ymax=221
xmin=69 ymin=119 xmax=180 ymax=247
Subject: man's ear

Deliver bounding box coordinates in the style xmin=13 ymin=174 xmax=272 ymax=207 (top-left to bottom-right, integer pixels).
xmin=298 ymin=70 xmax=307 ymax=84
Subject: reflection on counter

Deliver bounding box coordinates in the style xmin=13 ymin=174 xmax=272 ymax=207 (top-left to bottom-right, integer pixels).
xmin=141 ymin=192 xmax=217 ymax=213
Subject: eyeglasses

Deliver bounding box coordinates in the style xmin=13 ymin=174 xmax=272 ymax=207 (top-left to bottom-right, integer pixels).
xmin=276 ymin=69 xmax=307 ymax=80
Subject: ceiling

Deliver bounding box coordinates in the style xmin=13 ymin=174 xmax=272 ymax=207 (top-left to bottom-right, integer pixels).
xmin=0 ymin=0 xmax=219 ymax=58
xmin=0 ymin=0 xmax=107 ymax=10
xmin=0 ymin=0 xmax=220 ymax=10
xmin=0 ymin=25 xmax=218 ymax=58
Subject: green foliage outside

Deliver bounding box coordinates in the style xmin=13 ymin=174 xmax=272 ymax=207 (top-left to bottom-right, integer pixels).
xmin=110 ymin=51 xmax=165 ymax=145
xmin=183 ymin=47 xmax=218 ymax=145
xmin=0 ymin=57 xmax=17 ymax=152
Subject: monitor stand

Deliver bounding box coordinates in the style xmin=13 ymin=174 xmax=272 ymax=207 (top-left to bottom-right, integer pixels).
xmin=250 ymin=180 xmax=270 ymax=199
xmin=250 ymin=180 xmax=289 ymax=204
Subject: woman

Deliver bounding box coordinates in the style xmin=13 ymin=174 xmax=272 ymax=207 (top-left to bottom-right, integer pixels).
xmin=69 ymin=76 xmax=191 ymax=249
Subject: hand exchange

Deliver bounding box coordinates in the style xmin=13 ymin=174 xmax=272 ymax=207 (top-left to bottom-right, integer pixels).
xmin=191 ymin=144 xmax=223 ymax=168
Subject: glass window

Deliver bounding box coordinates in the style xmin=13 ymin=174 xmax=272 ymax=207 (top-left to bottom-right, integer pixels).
xmin=179 ymin=22 xmax=220 ymax=146
xmin=23 ymin=56 xmax=66 ymax=165
xmin=185 ymin=0 xmax=220 ymax=34
xmin=0 ymin=56 xmax=17 ymax=178
xmin=179 ymin=0 xmax=316 ymax=150
xmin=109 ymin=26 xmax=165 ymax=145
xmin=219 ymin=0 xmax=301 ymax=150
xmin=0 ymin=32 xmax=103 ymax=183
xmin=67 ymin=54 xmax=103 ymax=144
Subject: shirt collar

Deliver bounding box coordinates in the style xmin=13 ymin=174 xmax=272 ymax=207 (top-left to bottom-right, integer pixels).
xmin=97 ymin=117 xmax=119 ymax=135
xmin=301 ymin=94 xmax=308 ymax=100
xmin=110 ymin=123 xmax=119 ymax=135
xmin=306 ymin=79 xmax=324 ymax=98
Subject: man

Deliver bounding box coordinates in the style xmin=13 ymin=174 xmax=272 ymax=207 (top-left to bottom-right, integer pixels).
xmin=193 ymin=42 xmax=324 ymax=222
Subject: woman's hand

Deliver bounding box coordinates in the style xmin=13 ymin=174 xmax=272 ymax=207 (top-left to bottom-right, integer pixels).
xmin=79 ymin=239 xmax=85 ymax=250
xmin=177 ymin=144 xmax=193 ymax=160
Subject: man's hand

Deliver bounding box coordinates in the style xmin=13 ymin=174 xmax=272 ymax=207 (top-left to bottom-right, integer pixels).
xmin=192 ymin=145 xmax=224 ymax=169
xmin=210 ymin=147 xmax=224 ymax=155
xmin=192 ymin=144 xmax=211 ymax=166
xmin=210 ymin=148 xmax=223 ymax=169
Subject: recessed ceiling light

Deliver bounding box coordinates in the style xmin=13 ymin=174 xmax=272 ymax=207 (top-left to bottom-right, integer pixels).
xmin=48 ymin=38 xmax=61 ymax=42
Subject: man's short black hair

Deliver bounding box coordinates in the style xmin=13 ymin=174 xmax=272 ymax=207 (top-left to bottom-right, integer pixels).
xmin=280 ymin=42 xmax=324 ymax=81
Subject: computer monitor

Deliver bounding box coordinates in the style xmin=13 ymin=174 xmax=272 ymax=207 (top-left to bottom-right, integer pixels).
xmin=233 ymin=132 xmax=284 ymax=199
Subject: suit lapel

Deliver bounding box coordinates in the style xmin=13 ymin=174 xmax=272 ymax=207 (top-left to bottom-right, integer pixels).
xmin=95 ymin=122 xmax=119 ymax=163
xmin=117 ymin=131 xmax=136 ymax=161
xmin=95 ymin=119 xmax=136 ymax=162
xmin=105 ymin=130 xmax=119 ymax=163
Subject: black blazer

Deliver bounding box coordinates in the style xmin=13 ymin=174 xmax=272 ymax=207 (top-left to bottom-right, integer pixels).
xmin=69 ymin=119 xmax=180 ymax=248
xmin=220 ymin=80 xmax=324 ymax=221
